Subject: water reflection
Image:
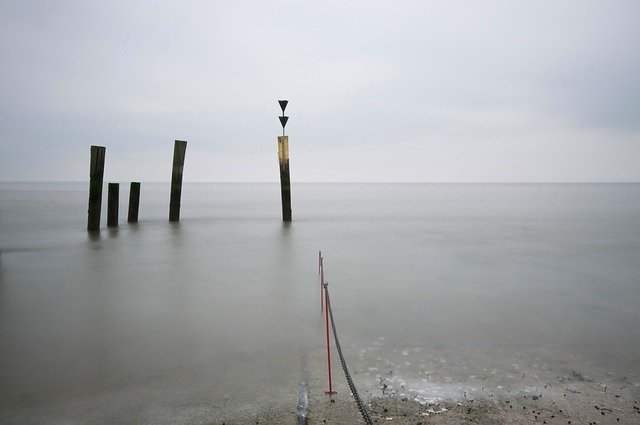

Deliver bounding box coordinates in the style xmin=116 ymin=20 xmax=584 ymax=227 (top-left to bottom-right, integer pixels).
xmin=87 ymin=231 xmax=101 ymax=242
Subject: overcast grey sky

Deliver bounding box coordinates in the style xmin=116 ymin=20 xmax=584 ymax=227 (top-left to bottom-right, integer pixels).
xmin=1 ymin=1 xmax=639 ymax=182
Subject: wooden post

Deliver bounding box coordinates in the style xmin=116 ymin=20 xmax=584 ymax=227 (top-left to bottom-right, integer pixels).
xmin=278 ymin=136 xmax=292 ymax=221
xmin=87 ymin=145 xmax=106 ymax=231
xmin=169 ymin=140 xmax=187 ymax=222
xmin=128 ymin=182 xmax=141 ymax=223
xmin=107 ymin=183 xmax=119 ymax=227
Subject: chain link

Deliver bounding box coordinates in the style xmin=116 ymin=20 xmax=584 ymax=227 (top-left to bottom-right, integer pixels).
xmin=324 ymin=283 xmax=373 ymax=425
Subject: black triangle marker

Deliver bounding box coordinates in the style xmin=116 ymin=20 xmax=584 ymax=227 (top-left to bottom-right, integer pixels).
xmin=278 ymin=100 xmax=289 ymax=114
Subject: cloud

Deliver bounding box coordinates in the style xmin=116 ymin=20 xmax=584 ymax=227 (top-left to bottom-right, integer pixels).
xmin=1 ymin=1 xmax=639 ymax=181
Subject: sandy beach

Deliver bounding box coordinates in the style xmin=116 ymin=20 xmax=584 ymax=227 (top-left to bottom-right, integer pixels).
xmin=208 ymin=339 xmax=640 ymax=424
xmin=218 ymin=358 xmax=640 ymax=424
xmin=308 ymin=379 xmax=640 ymax=424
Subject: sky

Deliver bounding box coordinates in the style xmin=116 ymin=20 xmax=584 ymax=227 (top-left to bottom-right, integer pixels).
xmin=1 ymin=0 xmax=639 ymax=182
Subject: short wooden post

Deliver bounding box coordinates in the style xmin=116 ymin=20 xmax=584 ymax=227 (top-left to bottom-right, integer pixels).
xmin=169 ymin=140 xmax=187 ymax=222
xmin=128 ymin=182 xmax=141 ymax=223
xmin=107 ymin=183 xmax=119 ymax=227
xmin=87 ymin=145 xmax=106 ymax=231
xmin=278 ymin=135 xmax=292 ymax=221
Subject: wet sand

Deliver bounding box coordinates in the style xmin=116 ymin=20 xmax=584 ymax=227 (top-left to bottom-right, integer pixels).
xmin=216 ymin=373 xmax=640 ymax=425
xmin=307 ymin=380 xmax=640 ymax=424
xmin=217 ymin=343 xmax=640 ymax=424
xmin=304 ymin=343 xmax=640 ymax=424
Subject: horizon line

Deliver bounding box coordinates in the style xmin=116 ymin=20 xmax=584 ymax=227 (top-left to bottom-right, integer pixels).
xmin=2 ymin=180 xmax=640 ymax=184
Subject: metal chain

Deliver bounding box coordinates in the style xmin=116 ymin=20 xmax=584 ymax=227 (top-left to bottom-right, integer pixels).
xmin=324 ymin=283 xmax=373 ymax=425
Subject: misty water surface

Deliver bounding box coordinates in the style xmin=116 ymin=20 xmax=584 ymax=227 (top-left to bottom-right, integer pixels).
xmin=1 ymin=183 xmax=639 ymax=423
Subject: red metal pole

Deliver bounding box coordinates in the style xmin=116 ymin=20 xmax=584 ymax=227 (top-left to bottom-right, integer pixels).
xmin=319 ymin=252 xmax=322 ymax=312
xmin=324 ymin=283 xmax=336 ymax=395
xmin=320 ymin=254 xmax=325 ymax=312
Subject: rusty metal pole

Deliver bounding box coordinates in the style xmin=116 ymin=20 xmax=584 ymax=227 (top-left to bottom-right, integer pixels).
xmin=324 ymin=282 xmax=336 ymax=395
xmin=320 ymin=251 xmax=325 ymax=313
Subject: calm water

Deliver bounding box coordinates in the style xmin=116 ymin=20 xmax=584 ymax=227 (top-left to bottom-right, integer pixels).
xmin=1 ymin=182 xmax=640 ymax=423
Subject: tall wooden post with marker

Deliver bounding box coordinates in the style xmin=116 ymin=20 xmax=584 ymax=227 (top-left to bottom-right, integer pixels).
xmin=277 ymin=100 xmax=292 ymax=222
xmin=87 ymin=145 xmax=106 ymax=231
xmin=169 ymin=140 xmax=187 ymax=222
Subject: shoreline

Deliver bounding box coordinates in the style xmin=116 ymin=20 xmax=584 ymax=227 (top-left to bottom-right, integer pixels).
xmin=214 ymin=375 xmax=640 ymax=424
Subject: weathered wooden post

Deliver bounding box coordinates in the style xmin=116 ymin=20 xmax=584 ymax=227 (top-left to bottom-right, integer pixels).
xmin=87 ymin=145 xmax=106 ymax=231
xmin=107 ymin=183 xmax=119 ymax=227
xmin=277 ymin=100 xmax=292 ymax=221
xmin=169 ymin=140 xmax=187 ymax=222
xmin=128 ymin=182 xmax=141 ymax=223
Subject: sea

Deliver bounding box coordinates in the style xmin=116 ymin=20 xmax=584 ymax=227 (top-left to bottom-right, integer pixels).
xmin=1 ymin=182 xmax=639 ymax=424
